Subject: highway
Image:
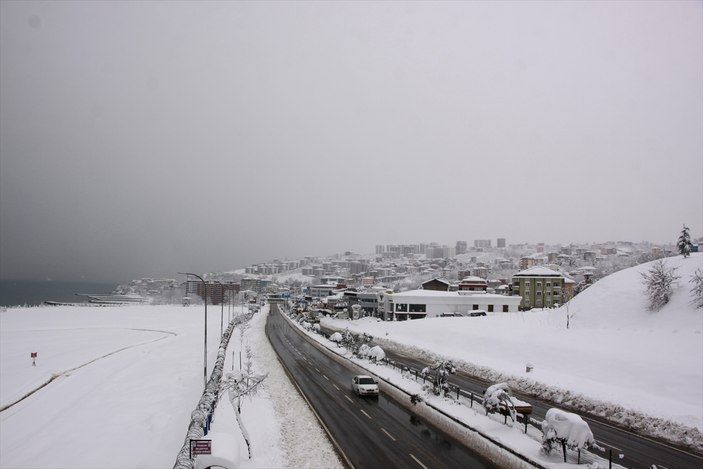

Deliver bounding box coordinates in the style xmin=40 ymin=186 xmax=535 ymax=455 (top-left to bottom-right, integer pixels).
xmin=320 ymin=324 xmax=703 ymax=469
xmin=265 ymin=306 xmax=500 ymax=468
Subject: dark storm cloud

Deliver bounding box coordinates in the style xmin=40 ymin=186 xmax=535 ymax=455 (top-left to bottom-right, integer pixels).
xmin=1 ymin=1 xmax=701 ymax=282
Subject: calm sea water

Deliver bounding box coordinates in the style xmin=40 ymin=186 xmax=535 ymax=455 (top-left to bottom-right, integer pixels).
xmin=0 ymin=279 xmax=118 ymax=306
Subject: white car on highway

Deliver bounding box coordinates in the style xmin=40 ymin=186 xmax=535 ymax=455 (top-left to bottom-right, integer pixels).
xmin=352 ymin=375 xmax=379 ymax=397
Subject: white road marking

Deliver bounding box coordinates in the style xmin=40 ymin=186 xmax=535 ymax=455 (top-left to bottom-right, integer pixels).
xmin=596 ymin=440 xmax=623 ymax=452
xmin=360 ymin=409 xmax=372 ymax=419
xmin=345 ymin=395 xmax=353 ymax=403
xmin=409 ymin=454 xmax=428 ymax=469
xmin=381 ymin=428 xmax=396 ymax=441
xmin=333 ymin=384 xmax=340 ymax=391
xmin=323 ymin=374 xmax=329 ymax=380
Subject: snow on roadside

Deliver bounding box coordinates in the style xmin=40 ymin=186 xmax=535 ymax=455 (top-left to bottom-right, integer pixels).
xmin=236 ymin=304 xmax=342 ymax=469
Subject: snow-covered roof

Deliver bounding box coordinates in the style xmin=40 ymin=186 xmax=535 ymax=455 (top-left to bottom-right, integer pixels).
xmin=389 ymin=289 xmax=513 ymax=300
xmin=460 ymin=276 xmax=486 ymax=282
xmin=513 ymin=266 xmax=564 ymax=277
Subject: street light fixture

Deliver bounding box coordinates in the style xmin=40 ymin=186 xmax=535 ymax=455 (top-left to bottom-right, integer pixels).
xmin=179 ymin=272 xmax=208 ymax=389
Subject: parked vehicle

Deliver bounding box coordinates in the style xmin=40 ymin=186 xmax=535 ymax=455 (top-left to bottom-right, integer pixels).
xmin=352 ymin=375 xmax=379 ymax=397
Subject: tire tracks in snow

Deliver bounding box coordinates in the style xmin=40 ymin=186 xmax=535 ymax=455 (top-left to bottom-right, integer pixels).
xmin=0 ymin=328 xmax=176 ymax=413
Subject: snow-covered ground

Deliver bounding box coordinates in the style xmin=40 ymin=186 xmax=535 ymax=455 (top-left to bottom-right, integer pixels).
xmin=1 ymin=254 xmax=701 ymax=468
xmin=0 ymin=303 xmax=340 ymax=469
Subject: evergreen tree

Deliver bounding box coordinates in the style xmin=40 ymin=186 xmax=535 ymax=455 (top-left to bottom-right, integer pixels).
xmin=691 ymin=268 xmax=703 ymax=309
xmin=677 ymin=225 xmax=692 ymax=258
xmin=641 ymin=259 xmax=680 ymax=311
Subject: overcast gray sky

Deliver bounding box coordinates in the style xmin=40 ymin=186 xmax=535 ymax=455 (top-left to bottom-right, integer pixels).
xmin=1 ymin=1 xmax=701 ymax=283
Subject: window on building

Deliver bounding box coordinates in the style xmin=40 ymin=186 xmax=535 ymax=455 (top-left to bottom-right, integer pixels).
xmin=409 ymin=304 xmax=426 ymax=313
xmin=503 ymin=305 xmax=509 ymax=312
xmin=546 ymin=282 xmax=551 ymax=287
xmin=536 ymin=282 xmax=542 ymax=287
xmin=395 ymin=303 xmax=408 ymax=312
xmin=536 ymin=291 xmax=542 ymax=296
xmin=488 ymin=305 xmax=494 ymax=312
xmin=473 ymin=304 xmax=479 ymax=310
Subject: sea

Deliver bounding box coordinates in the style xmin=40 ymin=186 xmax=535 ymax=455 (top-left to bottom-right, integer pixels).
xmin=0 ymin=279 xmax=119 ymax=307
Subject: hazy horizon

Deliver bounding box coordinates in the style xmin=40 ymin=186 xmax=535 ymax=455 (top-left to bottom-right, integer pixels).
xmin=2 ymin=1 xmax=701 ymax=283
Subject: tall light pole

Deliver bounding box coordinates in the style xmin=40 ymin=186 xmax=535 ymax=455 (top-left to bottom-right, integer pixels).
xmin=213 ymin=280 xmax=224 ymax=338
xmin=179 ymin=272 xmax=207 ymax=389
xmin=228 ymin=282 xmax=235 ymax=323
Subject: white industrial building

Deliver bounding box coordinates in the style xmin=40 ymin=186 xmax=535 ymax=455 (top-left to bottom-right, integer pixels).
xmin=381 ymin=289 xmax=521 ymax=320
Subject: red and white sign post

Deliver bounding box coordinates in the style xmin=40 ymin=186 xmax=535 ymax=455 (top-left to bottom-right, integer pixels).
xmin=30 ymin=352 xmax=37 ymax=366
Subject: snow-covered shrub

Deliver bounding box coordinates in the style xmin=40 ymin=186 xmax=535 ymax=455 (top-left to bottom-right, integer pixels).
xmin=367 ymin=345 xmax=385 ymax=363
xmin=301 ymin=321 xmax=311 ymax=331
xmin=690 ymin=268 xmax=703 ymax=309
xmin=312 ymin=323 xmax=321 ymax=333
xmin=421 ymin=360 xmax=456 ymax=396
xmin=329 ymin=332 xmax=342 ymax=344
xmin=641 ymin=259 xmax=680 ymax=311
xmin=483 ymin=383 xmax=517 ymax=422
xmin=340 ymin=328 xmax=355 ymax=351
xmin=541 ymin=408 xmax=596 ymax=461
xmin=357 ymin=343 xmax=371 ymax=358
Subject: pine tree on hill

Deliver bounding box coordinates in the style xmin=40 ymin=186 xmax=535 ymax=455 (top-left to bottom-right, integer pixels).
xmin=677 ymin=225 xmax=692 ymax=258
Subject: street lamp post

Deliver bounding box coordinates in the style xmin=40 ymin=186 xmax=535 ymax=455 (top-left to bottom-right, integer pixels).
xmin=213 ymin=281 xmax=224 ymax=338
xmin=228 ymin=282 xmax=235 ymax=323
xmin=179 ymin=272 xmax=207 ymax=389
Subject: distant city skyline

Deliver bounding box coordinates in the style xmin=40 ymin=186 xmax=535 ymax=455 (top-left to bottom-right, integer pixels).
xmin=2 ymin=1 xmax=700 ymax=283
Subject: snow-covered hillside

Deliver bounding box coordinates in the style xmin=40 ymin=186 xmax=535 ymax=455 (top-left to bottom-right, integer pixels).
xmin=322 ymin=254 xmax=703 ymax=446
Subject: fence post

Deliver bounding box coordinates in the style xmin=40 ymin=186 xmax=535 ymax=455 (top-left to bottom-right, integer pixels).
xmin=456 ymin=386 xmax=459 ymax=400
xmin=577 ymin=449 xmax=581 ymax=464
xmin=470 ymin=392 xmax=473 ymax=408
xmin=609 ymin=449 xmax=612 ymax=469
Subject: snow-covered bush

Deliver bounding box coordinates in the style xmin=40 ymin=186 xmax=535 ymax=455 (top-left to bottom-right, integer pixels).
xmin=337 ymin=328 xmax=355 ymax=351
xmin=367 ymin=345 xmax=385 ymax=363
xmin=329 ymin=332 xmax=342 ymax=344
xmin=312 ymin=323 xmax=321 ymax=333
xmin=301 ymin=321 xmax=311 ymax=331
xmin=357 ymin=343 xmax=371 ymax=358
xmin=641 ymin=259 xmax=680 ymax=311
xmin=541 ymin=408 xmax=597 ymax=462
xmin=690 ymin=268 xmax=703 ymax=309
xmin=421 ymin=360 xmax=456 ymax=396
xmin=483 ymin=383 xmax=517 ymax=422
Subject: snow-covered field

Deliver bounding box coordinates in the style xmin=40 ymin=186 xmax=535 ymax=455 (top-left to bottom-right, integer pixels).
xmin=0 ymin=303 xmax=340 ymax=469
xmin=1 ymin=254 xmax=701 ymax=468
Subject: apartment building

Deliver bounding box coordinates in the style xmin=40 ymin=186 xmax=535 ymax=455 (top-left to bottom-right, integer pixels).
xmin=511 ymin=266 xmax=574 ymax=310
